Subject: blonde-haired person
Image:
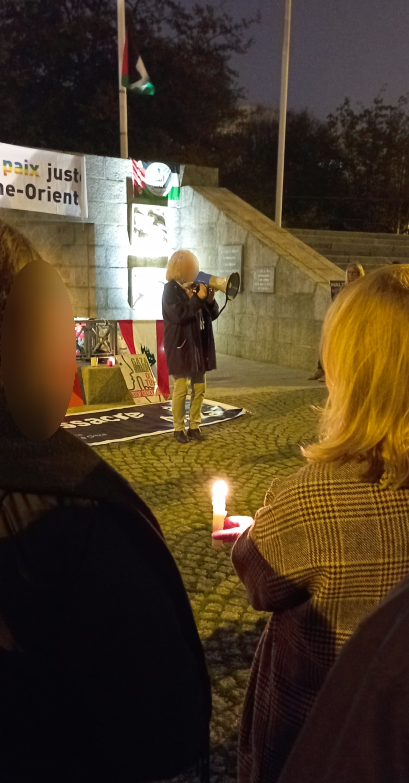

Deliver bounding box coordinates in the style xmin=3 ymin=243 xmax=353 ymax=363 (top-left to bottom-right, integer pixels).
xmin=228 ymin=264 xmax=409 ymax=783
xmin=345 ymin=261 xmax=365 ymax=283
xmin=309 ymin=261 xmax=365 ymax=383
xmin=162 ymin=249 xmax=219 ymax=444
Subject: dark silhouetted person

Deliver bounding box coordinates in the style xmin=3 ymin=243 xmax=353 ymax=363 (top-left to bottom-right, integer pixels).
xmin=0 ymin=221 xmax=211 ymax=783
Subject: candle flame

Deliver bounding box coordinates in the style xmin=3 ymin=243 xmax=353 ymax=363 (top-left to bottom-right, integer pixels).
xmin=213 ymin=480 xmax=228 ymax=498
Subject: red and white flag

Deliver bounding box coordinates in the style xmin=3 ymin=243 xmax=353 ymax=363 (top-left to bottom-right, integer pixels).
xmin=132 ymin=159 xmax=146 ymax=193
xmin=117 ymin=320 xmax=170 ymax=397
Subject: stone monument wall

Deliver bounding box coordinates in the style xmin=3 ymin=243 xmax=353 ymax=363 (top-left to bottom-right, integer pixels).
xmin=178 ymin=186 xmax=345 ymax=370
xmin=0 ymin=157 xmax=218 ymax=320
xmin=0 ymin=154 xmax=132 ymax=318
xmin=0 ymin=149 xmax=344 ymax=370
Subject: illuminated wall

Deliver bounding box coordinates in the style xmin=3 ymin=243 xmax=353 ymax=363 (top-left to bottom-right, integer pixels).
xmin=0 ymin=154 xmax=132 ymax=318
xmin=179 ymin=186 xmax=345 ymax=371
xmin=0 ymin=156 xmax=216 ymax=322
xmin=0 ymin=150 xmax=345 ymax=372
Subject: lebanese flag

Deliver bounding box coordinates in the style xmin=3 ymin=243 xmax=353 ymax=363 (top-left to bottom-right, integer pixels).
xmin=118 ymin=320 xmax=170 ymax=397
xmin=122 ymin=30 xmax=155 ymax=95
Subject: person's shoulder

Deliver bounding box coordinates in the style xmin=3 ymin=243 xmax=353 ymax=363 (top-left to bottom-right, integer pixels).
xmin=266 ymin=463 xmax=326 ymax=496
xmin=163 ymin=280 xmax=179 ymax=298
xmin=266 ymin=461 xmax=367 ymax=504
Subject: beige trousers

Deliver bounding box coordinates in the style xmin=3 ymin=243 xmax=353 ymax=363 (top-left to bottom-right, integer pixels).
xmin=172 ymin=372 xmax=206 ymax=431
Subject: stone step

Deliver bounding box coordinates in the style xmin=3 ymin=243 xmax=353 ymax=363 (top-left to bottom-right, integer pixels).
xmin=299 ymin=241 xmax=409 ymax=257
xmin=295 ymin=236 xmax=409 ymax=247
xmin=326 ymin=256 xmax=400 ymax=268
xmin=294 ymin=238 xmax=409 ymax=251
xmin=290 ymin=228 xmax=409 ymax=241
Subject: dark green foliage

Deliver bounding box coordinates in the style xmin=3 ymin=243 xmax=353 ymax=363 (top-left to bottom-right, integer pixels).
xmin=219 ymin=107 xmax=348 ymax=229
xmin=220 ymin=93 xmax=409 ymax=232
xmin=0 ymin=0 xmax=258 ymax=160
xmin=1 ymin=1 xmax=408 ymax=233
xmin=326 ymin=91 xmax=409 ymax=232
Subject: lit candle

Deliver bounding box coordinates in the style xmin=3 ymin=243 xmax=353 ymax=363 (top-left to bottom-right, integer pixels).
xmin=212 ymin=481 xmax=228 ymax=548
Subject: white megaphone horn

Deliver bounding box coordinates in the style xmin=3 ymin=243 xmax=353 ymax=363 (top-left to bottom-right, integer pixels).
xmin=194 ymin=271 xmax=240 ymax=300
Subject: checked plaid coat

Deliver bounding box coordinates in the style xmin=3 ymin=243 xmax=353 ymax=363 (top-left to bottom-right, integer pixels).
xmin=231 ymin=458 xmax=409 ymax=783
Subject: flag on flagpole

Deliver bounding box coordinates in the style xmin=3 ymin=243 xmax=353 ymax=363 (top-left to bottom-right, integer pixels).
xmin=122 ymin=29 xmax=155 ymax=95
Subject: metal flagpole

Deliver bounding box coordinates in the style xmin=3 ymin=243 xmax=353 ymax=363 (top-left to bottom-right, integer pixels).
xmin=117 ymin=0 xmax=128 ymax=159
xmin=275 ymin=0 xmax=292 ymax=227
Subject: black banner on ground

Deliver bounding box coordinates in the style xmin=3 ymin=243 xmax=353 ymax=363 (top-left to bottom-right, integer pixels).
xmin=63 ymin=399 xmax=245 ymax=446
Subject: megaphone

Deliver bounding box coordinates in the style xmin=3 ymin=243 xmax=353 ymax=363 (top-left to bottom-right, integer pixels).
xmin=194 ymin=271 xmax=240 ymax=300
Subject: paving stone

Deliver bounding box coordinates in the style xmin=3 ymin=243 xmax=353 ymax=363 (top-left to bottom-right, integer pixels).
xmin=93 ymin=386 xmax=327 ymax=783
xmin=219 ymin=677 xmax=237 ymax=694
xmin=221 ymin=611 xmax=244 ymax=622
xmin=212 ymin=694 xmax=229 ymax=712
xmin=234 ymin=670 xmax=250 ymax=686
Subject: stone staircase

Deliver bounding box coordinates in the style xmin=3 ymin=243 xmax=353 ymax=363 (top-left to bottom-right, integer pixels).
xmin=288 ymin=229 xmax=409 ymax=274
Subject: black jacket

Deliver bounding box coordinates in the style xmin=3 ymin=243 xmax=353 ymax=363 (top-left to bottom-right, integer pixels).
xmin=0 ymin=390 xmax=211 ymax=783
xmin=162 ymin=280 xmax=219 ymax=376
xmin=278 ymin=571 xmax=409 ymax=783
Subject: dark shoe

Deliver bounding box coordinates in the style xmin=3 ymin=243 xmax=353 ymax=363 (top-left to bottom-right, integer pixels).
xmin=174 ymin=430 xmax=189 ymax=444
xmin=308 ymin=368 xmax=325 ymax=380
xmin=187 ymin=428 xmax=204 ymax=442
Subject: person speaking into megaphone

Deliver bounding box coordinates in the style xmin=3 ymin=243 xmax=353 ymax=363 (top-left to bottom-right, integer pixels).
xmin=162 ymin=250 xmax=220 ymax=444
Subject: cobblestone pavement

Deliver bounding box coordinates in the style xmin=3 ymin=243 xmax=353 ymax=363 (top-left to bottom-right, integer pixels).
xmin=94 ymin=387 xmax=328 ymax=783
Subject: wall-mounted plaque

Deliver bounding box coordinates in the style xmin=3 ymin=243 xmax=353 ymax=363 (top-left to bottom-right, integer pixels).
xmin=330 ymin=280 xmax=346 ymax=301
xmin=130 ymin=203 xmax=168 ymax=254
xmin=219 ymin=245 xmax=243 ymax=289
xmin=219 ymin=245 xmax=242 ymax=271
xmin=252 ymin=267 xmax=275 ymax=293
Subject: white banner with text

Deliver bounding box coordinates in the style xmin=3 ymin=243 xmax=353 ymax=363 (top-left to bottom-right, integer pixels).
xmin=0 ymin=142 xmax=88 ymax=217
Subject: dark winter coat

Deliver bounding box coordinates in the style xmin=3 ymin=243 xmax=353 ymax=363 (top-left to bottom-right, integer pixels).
xmin=162 ymin=280 xmax=219 ymax=376
xmin=278 ymin=571 xmax=409 ymax=783
xmin=0 ymin=389 xmax=211 ymax=783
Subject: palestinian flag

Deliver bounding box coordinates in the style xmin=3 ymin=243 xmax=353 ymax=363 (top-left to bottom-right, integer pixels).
xmin=168 ymin=163 xmax=181 ymax=201
xmin=122 ymin=30 xmax=155 ymax=95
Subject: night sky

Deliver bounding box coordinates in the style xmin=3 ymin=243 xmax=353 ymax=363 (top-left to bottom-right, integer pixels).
xmin=183 ymin=0 xmax=409 ymax=119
